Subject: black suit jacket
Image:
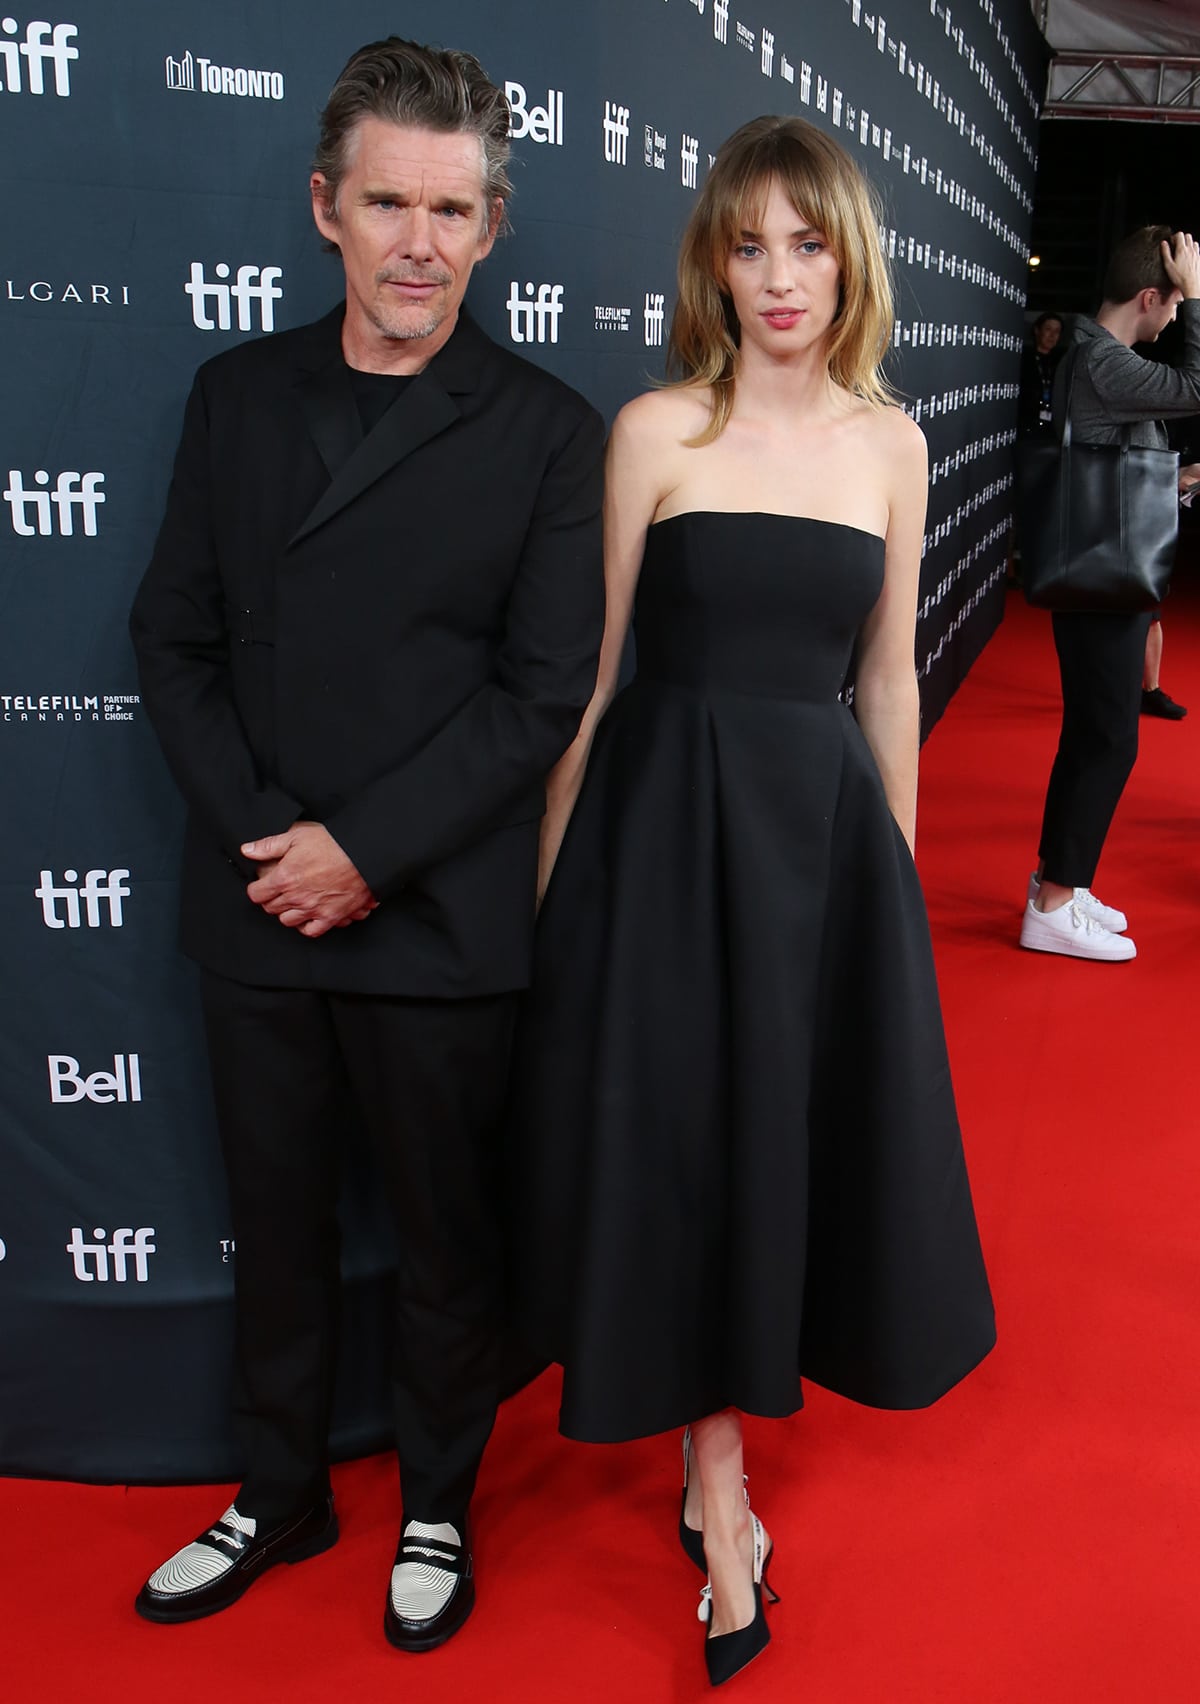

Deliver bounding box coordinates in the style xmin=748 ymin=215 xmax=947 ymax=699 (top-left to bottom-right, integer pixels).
xmin=130 ymin=306 xmax=604 ymax=996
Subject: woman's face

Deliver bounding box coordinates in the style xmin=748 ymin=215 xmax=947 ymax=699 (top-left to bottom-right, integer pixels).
xmin=722 ymin=176 xmax=843 ymax=362
xmin=1034 ymin=317 xmax=1062 ymax=355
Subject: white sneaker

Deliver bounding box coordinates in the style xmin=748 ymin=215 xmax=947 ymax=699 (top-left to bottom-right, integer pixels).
xmin=1026 ymin=873 xmax=1127 ymax=933
xmin=1019 ymin=898 xmax=1136 ymax=961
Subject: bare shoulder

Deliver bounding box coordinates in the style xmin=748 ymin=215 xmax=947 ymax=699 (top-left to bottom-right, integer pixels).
xmin=612 ymin=384 xmax=711 ymax=450
xmin=860 ymin=402 xmax=927 ymax=470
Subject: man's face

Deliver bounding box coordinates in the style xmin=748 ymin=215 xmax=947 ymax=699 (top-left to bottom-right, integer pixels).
xmin=1034 ymin=317 xmax=1061 ymax=355
xmin=311 ymin=118 xmax=499 ymax=364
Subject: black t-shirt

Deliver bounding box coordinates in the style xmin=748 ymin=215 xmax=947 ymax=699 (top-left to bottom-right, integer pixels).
xmin=347 ymin=367 xmax=415 ymax=437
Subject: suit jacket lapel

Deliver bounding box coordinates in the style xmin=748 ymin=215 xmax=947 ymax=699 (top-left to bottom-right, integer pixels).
xmin=287 ymin=308 xmax=491 ymax=550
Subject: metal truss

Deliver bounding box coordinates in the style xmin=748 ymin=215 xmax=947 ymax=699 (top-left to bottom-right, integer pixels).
xmin=1044 ymin=52 xmax=1200 ymax=123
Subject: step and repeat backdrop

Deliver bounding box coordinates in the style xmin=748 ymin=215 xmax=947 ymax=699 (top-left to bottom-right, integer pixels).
xmin=1 ymin=0 xmax=1042 ymax=1481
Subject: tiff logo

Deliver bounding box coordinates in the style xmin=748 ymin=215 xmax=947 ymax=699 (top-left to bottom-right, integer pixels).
xmin=67 ymin=1226 xmax=155 ymax=1283
xmin=185 ymin=262 xmax=283 ymax=332
xmin=505 ymin=81 xmax=563 ymax=145
xmin=0 ymin=18 xmax=77 ymax=95
xmin=644 ymin=292 xmax=665 ymax=348
xmin=761 ymin=29 xmax=775 ymax=77
xmin=49 ymin=1053 xmax=142 ymax=1104
xmin=507 ymin=282 xmax=564 ymax=345
xmin=36 ymin=868 xmax=130 ymax=928
xmin=713 ymin=0 xmax=729 ymax=45
xmin=681 ymin=134 xmax=699 ymax=190
xmin=603 ymin=99 xmax=629 ymax=165
xmin=5 ymin=470 xmax=104 ymax=536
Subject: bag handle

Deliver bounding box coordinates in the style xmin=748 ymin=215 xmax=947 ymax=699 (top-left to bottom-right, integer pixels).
xmin=1054 ymin=337 xmax=1132 ymax=454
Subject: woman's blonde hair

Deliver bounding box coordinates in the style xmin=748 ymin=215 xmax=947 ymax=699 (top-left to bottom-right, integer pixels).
xmin=668 ymin=114 xmax=895 ymax=443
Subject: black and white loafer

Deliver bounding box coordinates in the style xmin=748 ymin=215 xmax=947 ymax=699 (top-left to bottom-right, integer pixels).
xmin=135 ymin=1496 xmax=338 ymax=1623
xmin=384 ymin=1518 xmax=475 ymax=1652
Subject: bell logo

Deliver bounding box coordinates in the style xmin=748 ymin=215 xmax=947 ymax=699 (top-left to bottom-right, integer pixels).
xmin=506 ymin=282 xmax=564 ymax=346
xmin=36 ymin=868 xmax=130 ymax=928
xmin=67 ymin=1227 xmax=155 ymax=1283
xmin=505 ymin=81 xmax=563 ymax=146
xmin=644 ymin=292 xmax=666 ymax=349
xmin=0 ymin=18 xmax=78 ymax=95
xmin=713 ymin=0 xmax=729 ymax=44
xmin=603 ymin=100 xmax=629 ymax=166
xmin=4 ymin=469 xmax=104 ymax=536
xmin=185 ymin=262 xmax=283 ymax=332
xmin=49 ymin=1053 xmax=142 ymax=1104
xmin=681 ymin=135 xmax=699 ymax=191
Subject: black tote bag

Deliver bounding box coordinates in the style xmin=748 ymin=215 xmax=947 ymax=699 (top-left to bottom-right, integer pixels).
xmin=1015 ymin=342 xmax=1179 ymax=612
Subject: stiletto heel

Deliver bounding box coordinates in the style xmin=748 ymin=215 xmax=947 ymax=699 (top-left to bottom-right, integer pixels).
xmin=702 ymin=1513 xmax=776 ymax=1688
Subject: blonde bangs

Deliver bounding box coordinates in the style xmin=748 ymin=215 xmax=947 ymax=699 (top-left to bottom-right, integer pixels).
xmin=667 ymin=115 xmax=897 ymax=444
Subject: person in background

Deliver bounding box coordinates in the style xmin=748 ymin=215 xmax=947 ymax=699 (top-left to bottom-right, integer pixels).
xmin=1018 ymin=310 xmax=1065 ymax=436
xmin=1022 ymin=226 xmax=1200 ymax=962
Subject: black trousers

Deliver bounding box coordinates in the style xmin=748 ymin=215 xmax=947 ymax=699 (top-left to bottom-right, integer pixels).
xmin=199 ymin=970 xmax=518 ymax=1528
xmin=1037 ymin=608 xmax=1151 ymax=888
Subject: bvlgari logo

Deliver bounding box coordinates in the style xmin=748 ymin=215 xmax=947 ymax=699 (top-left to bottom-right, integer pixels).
xmin=5 ymin=278 xmax=131 ymax=309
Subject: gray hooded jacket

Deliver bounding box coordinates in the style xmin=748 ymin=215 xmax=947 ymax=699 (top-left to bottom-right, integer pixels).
xmin=1054 ymin=299 xmax=1200 ymax=449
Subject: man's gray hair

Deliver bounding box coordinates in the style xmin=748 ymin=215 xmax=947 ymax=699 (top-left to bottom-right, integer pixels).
xmin=313 ymin=37 xmax=512 ymax=223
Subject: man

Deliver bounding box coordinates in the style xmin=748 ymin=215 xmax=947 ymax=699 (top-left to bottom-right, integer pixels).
xmin=1017 ymin=310 xmax=1064 ymax=436
xmin=130 ymin=38 xmax=603 ymax=1648
xmin=1021 ymin=226 xmax=1200 ymax=962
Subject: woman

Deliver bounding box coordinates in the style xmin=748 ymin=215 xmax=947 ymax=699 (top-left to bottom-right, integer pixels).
xmin=509 ymin=116 xmax=995 ymax=1686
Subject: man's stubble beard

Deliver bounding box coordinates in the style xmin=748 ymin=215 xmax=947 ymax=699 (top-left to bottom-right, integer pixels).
xmin=370 ymin=272 xmax=455 ymax=343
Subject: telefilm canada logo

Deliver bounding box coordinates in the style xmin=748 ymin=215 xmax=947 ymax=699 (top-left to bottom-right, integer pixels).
xmin=594 ymin=304 xmax=631 ymax=335
xmin=505 ymin=80 xmax=563 ymax=145
xmin=67 ymin=1227 xmax=155 ymax=1283
xmin=36 ymin=868 xmax=130 ymax=928
xmin=507 ymin=282 xmax=564 ymax=346
xmin=186 ymin=262 xmax=283 ymax=332
xmin=4 ymin=470 xmax=104 ymax=535
xmin=2 ymin=691 xmax=138 ymax=724
xmin=165 ymin=49 xmax=284 ymax=101
xmin=0 ymin=18 xmax=77 ymax=95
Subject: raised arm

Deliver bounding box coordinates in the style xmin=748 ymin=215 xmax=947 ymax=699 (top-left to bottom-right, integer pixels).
xmin=537 ymin=393 xmax=668 ymax=903
xmin=853 ymin=410 xmax=928 ymax=856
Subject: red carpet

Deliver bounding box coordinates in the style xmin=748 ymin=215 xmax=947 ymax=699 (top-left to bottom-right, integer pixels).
xmin=6 ymin=583 xmax=1199 ymax=1703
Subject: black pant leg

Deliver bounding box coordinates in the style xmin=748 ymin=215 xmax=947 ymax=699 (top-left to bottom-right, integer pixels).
xmin=329 ymin=992 xmax=518 ymax=1524
xmin=1037 ymin=609 xmax=1150 ymax=887
xmin=199 ymin=971 xmax=347 ymax=1526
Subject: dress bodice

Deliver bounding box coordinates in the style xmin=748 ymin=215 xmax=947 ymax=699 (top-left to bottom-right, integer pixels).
xmin=633 ymin=511 xmax=885 ymax=701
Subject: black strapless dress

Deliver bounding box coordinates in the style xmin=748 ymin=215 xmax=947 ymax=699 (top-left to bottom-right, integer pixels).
xmin=508 ymin=513 xmax=995 ymax=1443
